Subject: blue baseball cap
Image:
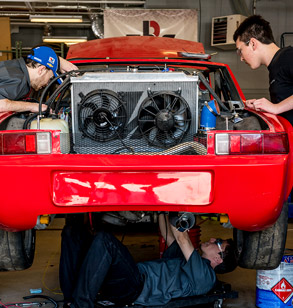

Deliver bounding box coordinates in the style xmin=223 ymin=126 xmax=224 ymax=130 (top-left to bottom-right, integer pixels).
xmin=27 ymin=46 xmax=62 ymax=84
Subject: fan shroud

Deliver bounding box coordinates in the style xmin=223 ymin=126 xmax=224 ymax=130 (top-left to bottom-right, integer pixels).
xmin=138 ymin=91 xmax=191 ymax=147
xmin=78 ymin=89 xmax=127 ymax=142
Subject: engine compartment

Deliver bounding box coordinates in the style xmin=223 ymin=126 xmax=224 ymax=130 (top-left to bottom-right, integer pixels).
xmin=71 ymin=71 xmax=201 ymax=154
xmin=3 ymin=66 xmax=268 ymax=155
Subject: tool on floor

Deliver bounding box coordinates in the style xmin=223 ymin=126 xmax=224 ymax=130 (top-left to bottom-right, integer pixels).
xmin=0 ymin=295 xmax=59 ymax=308
xmin=23 ymin=295 xmax=58 ymax=308
xmin=13 ymin=303 xmax=44 ymax=307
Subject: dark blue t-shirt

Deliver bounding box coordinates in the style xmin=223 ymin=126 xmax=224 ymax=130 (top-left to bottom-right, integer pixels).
xmin=268 ymin=46 xmax=293 ymax=125
xmin=134 ymin=241 xmax=216 ymax=306
xmin=0 ymin=58 xmax=30 ymax=100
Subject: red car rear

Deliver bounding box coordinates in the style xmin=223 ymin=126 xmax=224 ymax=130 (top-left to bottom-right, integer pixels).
xmin=0 ymin=36 xmax=292 ymax=271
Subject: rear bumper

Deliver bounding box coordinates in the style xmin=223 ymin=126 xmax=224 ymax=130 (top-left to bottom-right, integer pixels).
xmin=0 ymin=153 xmax=288 ymax=232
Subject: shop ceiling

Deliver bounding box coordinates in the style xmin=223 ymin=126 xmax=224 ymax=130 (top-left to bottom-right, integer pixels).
xmin=0 ymin=0 xmax=146 ymax=27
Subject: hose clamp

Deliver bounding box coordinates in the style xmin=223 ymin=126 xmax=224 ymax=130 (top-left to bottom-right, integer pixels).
xmin=204 ymin=101 xmax=219 ymax=117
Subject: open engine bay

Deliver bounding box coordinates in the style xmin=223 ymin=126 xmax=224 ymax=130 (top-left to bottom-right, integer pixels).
xmin=5 ymin=65 xmax=267 ymax=156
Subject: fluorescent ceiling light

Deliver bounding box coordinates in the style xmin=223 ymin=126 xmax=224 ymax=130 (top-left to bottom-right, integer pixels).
xmin=30 ymin=15 xmax=83 ymax=23
xmin=43 ymin=36 xmax=87 ymax=46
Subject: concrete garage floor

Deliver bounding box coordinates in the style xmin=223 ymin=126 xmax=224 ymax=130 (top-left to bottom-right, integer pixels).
xmin=1 ymin=218 xmax=293 ymax=308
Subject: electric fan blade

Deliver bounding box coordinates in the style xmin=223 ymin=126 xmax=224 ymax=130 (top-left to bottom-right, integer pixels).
xmin=101 ymin=93 xmax=112 ymax=109
xmin=84 ymin=116 xmax=96 ymax=134
xmin=149 ymin=127 xmax=158 ymax=143
xmin=80 ymin=106 xmax=94 ymax=118
xmin=139 ymin=115 xmax=155 ymax=132
xmin=173 ymin=102 xmax=187 ymax=115
xmin=81 ymin=102 xmax=97 ymax=113
xmin=152 ymin=95 xmax=165 ymax=110
xmin=163 ymin=93 xmax=173 ymax=109
xmin=79 ymin=90 xmax=126 ymax=142
xmin=138 ymin=91 xmax=191 ymax=148
xmin=157 ymin=130 xmax=174 ymax=146
xmin=173 ymin=126 xmax=185 ymax=139
xmin=174 ymin=113 xmax=188 ymax=127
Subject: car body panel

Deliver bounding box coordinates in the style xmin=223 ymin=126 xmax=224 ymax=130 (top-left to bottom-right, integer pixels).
xmin=67 ymin=36 xmax=206 ymax=59
xmin=0 ymin=148 xmax=287 ymax=232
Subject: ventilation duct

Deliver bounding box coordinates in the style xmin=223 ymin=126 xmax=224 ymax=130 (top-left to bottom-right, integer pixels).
xmin=91 ymin=14 xmax=104 ymax=39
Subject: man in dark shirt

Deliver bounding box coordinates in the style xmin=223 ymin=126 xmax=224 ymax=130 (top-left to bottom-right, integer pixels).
xmin=233 ymin=15 xmax=293 ymax=125
xmin=0 ymin=45 xmax=77 ymax=113
xmin=59 ymin=214 xmax=238 ymax=308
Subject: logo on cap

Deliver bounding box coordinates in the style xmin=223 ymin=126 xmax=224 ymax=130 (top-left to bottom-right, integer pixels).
xmin=49 ymin=56 xmax=55 ymax=65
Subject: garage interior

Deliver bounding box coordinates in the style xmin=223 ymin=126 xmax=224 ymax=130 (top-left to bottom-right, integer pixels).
xmin=1 ymin=218 xmax=293 ymax=308
xmin=1 ymin=0 xmax=293 ymax=307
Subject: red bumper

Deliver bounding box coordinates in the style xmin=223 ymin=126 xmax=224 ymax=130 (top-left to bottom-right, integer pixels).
xmin=0 ymin=153 xmax=288 ymax=232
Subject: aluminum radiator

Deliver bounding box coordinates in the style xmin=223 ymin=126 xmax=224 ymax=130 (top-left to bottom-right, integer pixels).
xmin=70 ymin=71 xmax=199 ymax=154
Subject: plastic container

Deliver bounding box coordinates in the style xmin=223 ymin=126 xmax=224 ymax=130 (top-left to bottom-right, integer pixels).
xmin=159 ymin=225 xmax=201 ymax=258
xmin=30 ymin=118 xmax=70 ymax=154
xmin=256 ymin=254 xmax=293 ymax=307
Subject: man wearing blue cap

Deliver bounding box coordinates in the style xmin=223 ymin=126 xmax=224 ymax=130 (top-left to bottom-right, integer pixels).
xmin=0 ymin=45 xmax=77 ymax=113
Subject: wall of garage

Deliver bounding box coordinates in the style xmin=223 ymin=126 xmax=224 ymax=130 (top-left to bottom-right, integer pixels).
xmin=9 ymin=0 xmax=293 ymax=101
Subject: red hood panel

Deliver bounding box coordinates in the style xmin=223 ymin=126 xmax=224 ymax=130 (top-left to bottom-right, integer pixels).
xmin=67 ymin=36 xmax=205 ymax=59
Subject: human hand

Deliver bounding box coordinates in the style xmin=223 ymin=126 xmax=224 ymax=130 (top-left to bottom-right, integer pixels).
xmin=59 ymin=57 xmax=78 ymax=73
xmin=247 ymin=98 xmax=278 ymax=114
xmin=30 ymin=103 xmax=47 ymax=113
xmin=245 ymin=99 xmax=256 ymax=109
xmin=170 ymin=222 xmax=188 ymax=236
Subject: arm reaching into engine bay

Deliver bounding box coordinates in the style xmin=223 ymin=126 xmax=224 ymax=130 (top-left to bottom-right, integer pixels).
xmin=246 ymin=96 xmax=293 ymax=115
xmin=59 ymin=57 xmax=78 ymax=73
xmin=0 ymin=98 xmax=47 ymax=113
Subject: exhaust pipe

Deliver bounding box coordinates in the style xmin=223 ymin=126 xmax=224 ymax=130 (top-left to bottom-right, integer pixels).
xmin=169 ymin=212 xmax=195 ymax=232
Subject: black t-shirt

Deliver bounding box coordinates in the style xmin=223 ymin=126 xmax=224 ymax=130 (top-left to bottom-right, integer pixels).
xmin=0 ymin=58 xmax=31 ymax=100
xmin=268 ymin=46 xmax=293 ymax=125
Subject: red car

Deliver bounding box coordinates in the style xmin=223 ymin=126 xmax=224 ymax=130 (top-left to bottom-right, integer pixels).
xmin=0 ymin=36 xmax=292 ymax=271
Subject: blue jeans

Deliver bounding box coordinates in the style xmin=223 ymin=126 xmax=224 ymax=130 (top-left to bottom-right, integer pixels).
xmin=59 ymin=225 xmax=144 ymax=308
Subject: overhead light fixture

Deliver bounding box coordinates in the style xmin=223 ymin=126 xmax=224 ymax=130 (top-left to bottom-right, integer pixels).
xmin=30 ymin=15 xmax=83 ymax=23
xmin=42 ymin=36 xmax=87 ymax=46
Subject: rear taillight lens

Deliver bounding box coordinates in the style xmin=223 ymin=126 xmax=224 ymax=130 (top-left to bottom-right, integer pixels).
xmin=215 ymin=133 xmax=289 ymax=155
xmin=36 ymin=132 xmax=52 ymax=154
xmin=0 ymin=132 xmax=51 ymax=155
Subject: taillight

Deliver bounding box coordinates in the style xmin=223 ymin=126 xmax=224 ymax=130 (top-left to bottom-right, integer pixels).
xmin=0 ymin=132 xmax=51 ymax=155
xmin=215 ymin=133 xmax=289 ymax=155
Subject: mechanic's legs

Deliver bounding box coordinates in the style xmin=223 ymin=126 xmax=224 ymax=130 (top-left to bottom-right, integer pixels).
xmin=71 ymin=231 xmax=143 ymax=308
xmin=59 ymin=223 xmax=94 ymax=303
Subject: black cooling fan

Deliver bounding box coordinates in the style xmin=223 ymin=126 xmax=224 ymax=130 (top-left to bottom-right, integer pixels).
xmin=138 ymin=91 xmax=191 ymax=147
xmin=78 ymin=90 xmax=127 ymax=142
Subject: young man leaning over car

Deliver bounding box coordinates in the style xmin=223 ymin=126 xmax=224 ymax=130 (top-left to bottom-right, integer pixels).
xmin=0 ymin=45 xmax=78 ymax=113
xmin=234 ymin=15 xmax=293 ymax=125
xmin=59 ymin=213 xmax=238 ymax=308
